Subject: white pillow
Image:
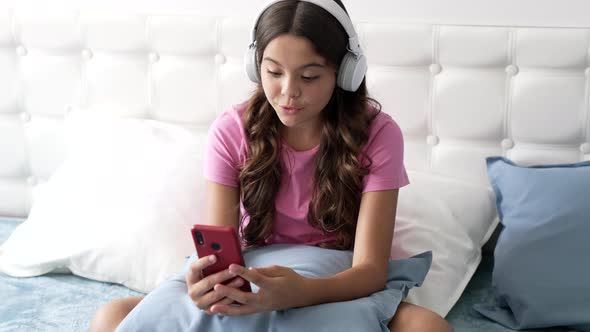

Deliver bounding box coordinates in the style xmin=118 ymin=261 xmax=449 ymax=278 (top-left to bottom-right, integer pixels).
xmin=0 ymin=113 xmax=207 ymax=292
xmin=392 ymin=170 xmax=498 ymax=317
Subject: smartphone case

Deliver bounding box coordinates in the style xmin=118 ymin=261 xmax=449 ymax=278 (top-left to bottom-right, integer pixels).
xmin=191 ymin=224 xmax=252 ymax=292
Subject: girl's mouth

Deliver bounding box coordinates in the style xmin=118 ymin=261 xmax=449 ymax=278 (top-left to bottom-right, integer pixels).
xmin=280 ymin=106 xmax=303 ymax=115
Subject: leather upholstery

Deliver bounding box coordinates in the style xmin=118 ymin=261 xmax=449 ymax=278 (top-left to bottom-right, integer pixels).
xmin=0 ymin=12 xmax=589 ymax=217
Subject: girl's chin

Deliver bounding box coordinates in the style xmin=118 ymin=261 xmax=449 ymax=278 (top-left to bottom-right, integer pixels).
xmin=277 ymin=117 xmax=297 ymax=128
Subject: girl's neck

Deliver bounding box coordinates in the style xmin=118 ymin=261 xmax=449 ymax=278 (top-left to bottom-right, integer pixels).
xmin=280 ymin=125 xmax=321 ymax=152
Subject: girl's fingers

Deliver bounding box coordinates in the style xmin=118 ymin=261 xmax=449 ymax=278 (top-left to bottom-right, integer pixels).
xmin=188 ymin=272 xmax=243 ymax=304
xmin=229 ymin=264 xmax=267 ymax=288
xmin=204 ymin=297 xmax=237 ymax=315
xmin=213 ymin=283 xmax=255 ymax=306
xmin=226 ymin=277 xmax=245 ymax=289
xmin=195 ymin=277 xmax=244 ymax=311
xmin=185 ymin=255 xmax=217 ymax=285
xmin=211 ymin=301 xmax=258 ymax=316
xmin=213 ymin=296 xmax=236 ymax=308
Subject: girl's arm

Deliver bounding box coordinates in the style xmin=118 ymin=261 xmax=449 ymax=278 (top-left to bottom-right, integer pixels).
xmin=304 ymin=189 xmax=398 ymax=305
xmin=203 ymin=180 xmax=240 ymax=229
xmin=208 ymin=188 xmax=400 ymax=315
xmin=185 ymin=180 xmax=241 ymax=314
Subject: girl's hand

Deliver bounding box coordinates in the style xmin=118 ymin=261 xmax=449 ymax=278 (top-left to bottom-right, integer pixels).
xmin=185 ymin=255 xmax=247 ymax=315
xmin=209 ymin=264 xmax=310 ymax=316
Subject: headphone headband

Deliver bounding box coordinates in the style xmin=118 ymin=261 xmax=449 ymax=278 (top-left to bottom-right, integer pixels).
xmin=249 ymin=0 xmax=362 ymax=57
xmin=245 ymin=0 xmax=367 ymax=92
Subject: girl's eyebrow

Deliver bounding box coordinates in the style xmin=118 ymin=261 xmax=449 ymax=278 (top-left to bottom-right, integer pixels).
xmin=263 ymin=57 xmax=325 ymax=69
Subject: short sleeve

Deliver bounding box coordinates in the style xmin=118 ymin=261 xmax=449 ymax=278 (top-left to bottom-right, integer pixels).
xmin=362 ymin=113 xmax=410 ymax=193
xmin=204 ymin=108 xmax=246 ymax=188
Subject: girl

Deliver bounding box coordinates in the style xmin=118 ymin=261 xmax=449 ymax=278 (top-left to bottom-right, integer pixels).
xmin=91 ymin=1 xmax=453 ymax=331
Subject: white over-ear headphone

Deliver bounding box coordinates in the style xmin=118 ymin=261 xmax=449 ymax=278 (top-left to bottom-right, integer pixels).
xmin=244 ymin=0 xmax=367 ymax=92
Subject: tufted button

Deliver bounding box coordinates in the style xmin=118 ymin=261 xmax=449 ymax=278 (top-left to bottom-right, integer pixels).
xmin=429 ymin=64 xmax=442 ymax=75
xmin=585 ymin=67 xmax=590 ymax=78
xmin=149 ymin=52 xmax=160 ymax=63
xmin=20 ymin=112 xmax=31 ymax=123
xmin=581 ymin=143 xmax=590 ymax=154
xmin=214 ymin=53 xmax=227 ymax=65
xmin=26 ymin=176 xmax=38 ymax=186
xmin=64 ymin=104 xmax=74 ymax=116
xmin=426 ymin=135 xmax=439 ymax=146
xmin=81 ymin=48 xmax=93 ymax=60
xmin=501 ymin=138 xmax=515 ymax=150
xmin=505 ymin=64 xmax=519 ymax=76
xmin=16 ymin=45 xmax=27 ymax=56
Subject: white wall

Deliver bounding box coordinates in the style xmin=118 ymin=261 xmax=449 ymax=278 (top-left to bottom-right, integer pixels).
xmin=1 ymin=0 xmax=590 ymax=28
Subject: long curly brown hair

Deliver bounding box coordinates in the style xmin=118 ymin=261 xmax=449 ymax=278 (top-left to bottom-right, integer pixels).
xmin=238 ymin=0 xmax=381 ymax=251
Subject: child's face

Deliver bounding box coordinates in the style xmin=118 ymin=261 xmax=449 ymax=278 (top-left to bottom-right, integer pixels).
xmin=260 ymin=33 xmax=337 ymax=134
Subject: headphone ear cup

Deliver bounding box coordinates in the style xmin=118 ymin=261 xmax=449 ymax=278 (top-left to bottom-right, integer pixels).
xmin=244 ymin=44 xmax=260 ymax=83
xmin=337 ymin=52 xmax=367 ymax=92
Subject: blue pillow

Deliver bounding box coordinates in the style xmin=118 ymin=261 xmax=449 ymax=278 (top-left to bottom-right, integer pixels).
xmin=116 ymin=244 xmax=432 ymax=332
xmin=474 ymin=157 xmax=590 ymax=331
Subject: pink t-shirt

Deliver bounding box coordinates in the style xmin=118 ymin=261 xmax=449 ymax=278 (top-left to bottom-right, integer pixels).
xmin=204 ymin=102 xmax=409 ymax=246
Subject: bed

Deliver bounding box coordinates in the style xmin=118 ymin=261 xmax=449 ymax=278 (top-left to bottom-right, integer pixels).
xmin=0 ymin=217 xmax=572 ymax=332
xmin=1 ymin=3 xmax=589 ymax=332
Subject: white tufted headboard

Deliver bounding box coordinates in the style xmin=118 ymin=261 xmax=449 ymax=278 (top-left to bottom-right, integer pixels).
xmin=1 ymin=9 xmax=590 ymax=218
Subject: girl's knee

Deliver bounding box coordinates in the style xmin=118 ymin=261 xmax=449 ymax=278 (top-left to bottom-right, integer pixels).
xmin=388 ymin=302 xmax=454 ymax=332
xmin=90 ymin=296 xmax=144 ymax=332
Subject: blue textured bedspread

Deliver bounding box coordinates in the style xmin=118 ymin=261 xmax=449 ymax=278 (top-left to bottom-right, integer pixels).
xmin=0 ymin=218 xmax=575 ymax=332
xmin=0 ymin=218 xmax=143 ymax=332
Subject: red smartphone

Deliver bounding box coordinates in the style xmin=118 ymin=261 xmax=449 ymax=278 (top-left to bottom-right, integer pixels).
xmin=190 ymin=224 xmax=252 ymax=293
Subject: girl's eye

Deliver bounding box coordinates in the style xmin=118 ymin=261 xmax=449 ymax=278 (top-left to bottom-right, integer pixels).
xmin=267 ymin=70 xmax=281 ymax=77
xmin=266 ymin=70 xmax=319 ymax=82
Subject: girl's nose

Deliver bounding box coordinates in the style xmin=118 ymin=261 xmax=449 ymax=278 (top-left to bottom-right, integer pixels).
xmin=281 ymin=76 xmax=301 ymax=99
